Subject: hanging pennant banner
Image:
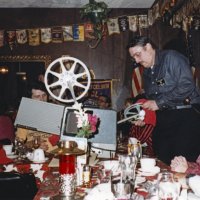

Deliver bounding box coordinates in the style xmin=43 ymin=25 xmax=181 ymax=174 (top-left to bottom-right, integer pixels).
xmin=52 ymin=27 xmax=63 ymax=43
xmin=6 ymin=30 xmax=16 ymax=50
xmin=118 ymin=16 xmax=129 ymax=32
xmin=0 ymin=30 xmax=4 ymax=47
xmin=138 ymin=15 xmax=148 ymax=28
xmin=28 ymin=28 xmax=40 ymax=46
xmin=62 ymin=26 xmax=73 ymax=41
xmin=73 ymin=24 xmax=85 ymax=41
xmin=16 ymin=29 xmax=28 ymax=44
xmin=107 ymin=18 xmax=120 ymax=35
xmin=129 ymin=15 xmax=138 ymax=32
xmin=84 ymin=23 xmax=95 ymax=39
xmin=41 ymin=28 xmax=52 ymax=43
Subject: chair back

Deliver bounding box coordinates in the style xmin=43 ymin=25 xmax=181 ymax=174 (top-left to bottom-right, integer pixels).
xmin=0 ymin=172 xmax=38 ymax=200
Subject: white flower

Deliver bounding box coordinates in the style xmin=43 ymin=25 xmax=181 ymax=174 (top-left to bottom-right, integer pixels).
xmin=72 ymin=102 xmax=89 ymax=128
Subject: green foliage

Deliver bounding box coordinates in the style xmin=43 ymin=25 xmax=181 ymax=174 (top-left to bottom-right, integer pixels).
xmin=76 ymin=125 xmax=92 ymax=138
xmin=80 ymin=0 xmax=110 ymax=24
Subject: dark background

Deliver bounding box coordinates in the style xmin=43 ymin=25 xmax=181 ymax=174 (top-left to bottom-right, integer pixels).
xmin=0 ymin=8 xmax=199 ymax=111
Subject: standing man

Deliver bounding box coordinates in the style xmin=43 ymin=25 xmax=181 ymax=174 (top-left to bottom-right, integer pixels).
xmin=128 ymin=35 xmax=200 ymax=164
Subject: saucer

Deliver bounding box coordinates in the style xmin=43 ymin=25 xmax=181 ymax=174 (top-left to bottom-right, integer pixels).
xmin=135 ymin=176 xmax=146 ymax=185
xmin=7 ymin=153 xmax=18 ymax=159
xmin=138 ymin=166 xmax=160 ymax=176
xmin=30 ymin=157 xmax=48 ymax=164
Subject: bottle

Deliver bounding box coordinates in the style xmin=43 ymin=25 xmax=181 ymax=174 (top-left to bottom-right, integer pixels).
xmin=82 ymin=165 xmax=91 ymax=187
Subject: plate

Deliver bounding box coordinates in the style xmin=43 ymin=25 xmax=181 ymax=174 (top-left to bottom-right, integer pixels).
xmin=135 ymin=176 xmax=146 ymax=184
xmin=138 ymin=166 xmax=160 ymax=176
xmin=188 ymin=192 xmax=200 ymax=200
xmin=30 ymin=157 xmax=49 ymax=164
xmin=7 ymin=153 xmax=18 ymax=159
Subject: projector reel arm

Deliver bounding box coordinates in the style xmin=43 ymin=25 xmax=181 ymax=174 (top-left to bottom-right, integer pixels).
xmin=117 ymin=103 xmax=145 ymax=124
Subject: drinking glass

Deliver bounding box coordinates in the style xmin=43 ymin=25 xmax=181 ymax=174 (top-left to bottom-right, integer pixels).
xmin=114 ymin=155 xmax=137 ymax=199
xmin=32 ymin=136 xmax=41 ymax=149
xmin=158 ymin=171 xmax=180 ymax=200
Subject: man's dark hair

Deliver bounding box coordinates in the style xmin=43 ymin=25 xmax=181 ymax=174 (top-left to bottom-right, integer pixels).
xmin=27 ymin=81 xmax=48 ymax=98
xmin=127 ymin=35 xmax=156 ymax=49
xmin=99 ymin=94 xmax=111 ymax=104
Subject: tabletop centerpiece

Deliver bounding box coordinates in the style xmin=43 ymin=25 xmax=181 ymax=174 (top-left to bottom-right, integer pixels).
xmin=72 ymin=102 xmax=99 ymax=139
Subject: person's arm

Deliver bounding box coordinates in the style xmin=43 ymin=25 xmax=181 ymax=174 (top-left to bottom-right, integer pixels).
xmin=155 ymin=52 xmax=195 ymax=109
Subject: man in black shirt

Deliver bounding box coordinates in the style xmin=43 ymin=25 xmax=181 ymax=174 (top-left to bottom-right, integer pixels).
xmin=128 ymin=35 xmax=200 ymax=164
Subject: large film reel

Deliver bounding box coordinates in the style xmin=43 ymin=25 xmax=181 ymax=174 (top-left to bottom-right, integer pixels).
xmin=117 ymin=103 xmax=145 ymax=124
xmin=44 ymin=56 xmax=91 ymax=103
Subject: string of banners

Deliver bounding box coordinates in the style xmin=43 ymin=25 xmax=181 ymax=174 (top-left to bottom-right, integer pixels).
xmin=0 ymin=14 xmax=149 ymax=50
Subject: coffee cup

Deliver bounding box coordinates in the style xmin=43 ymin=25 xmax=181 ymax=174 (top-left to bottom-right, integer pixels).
xmin=32 ymin=148 xmax=45 ymax=162
xmin=3 ymin=144 xmax=13 ymax=155
xmin=140 ymin=157 xmax=156 ymax=172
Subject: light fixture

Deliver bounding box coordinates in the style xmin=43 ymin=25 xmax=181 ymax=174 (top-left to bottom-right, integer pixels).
xmin=80 ymin=0 xmax=110 ymax=49
xmin=0 ymin=66 xmax=9 ymax=74
xmin=16 ymin=63 xmax=26 ymax=80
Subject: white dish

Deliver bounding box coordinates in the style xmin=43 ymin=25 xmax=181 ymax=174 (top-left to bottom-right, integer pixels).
xmin=30 ymin=157 xmax=48 ymax=164
xmin=135 ymin=176 xmax=146 ymax=185
xmin=188 ymin=192 xmax=200 ymax=200
xmin=138 ymin=166 xmax=160 ymax=176
xmin=7 ymin=153 xmax=18 ymax=159
xmin=98 ymin=160 xmax=120 ymax=176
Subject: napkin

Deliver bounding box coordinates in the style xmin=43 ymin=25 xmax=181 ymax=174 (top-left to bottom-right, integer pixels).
xmin=0 ymin=148 xmax=13 ymax=164
xmin=189 ymin=175 xmax=200 ymax=197
xmin=84 ymin=183 xmax=115 ymax=200
xmin=48 ymin=134 xmax=59 ymax=146
xmin=188 ymin=192 xmax=200 ymax=200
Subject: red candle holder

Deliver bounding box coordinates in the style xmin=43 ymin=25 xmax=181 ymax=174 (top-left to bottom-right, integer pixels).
xmin=59 ymin=154 xmax=76 ymax=175
xmin=52 ymin=140 xmax=85 ymax=200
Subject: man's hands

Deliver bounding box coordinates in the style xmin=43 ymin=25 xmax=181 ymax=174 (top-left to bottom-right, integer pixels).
xmin=142 ymin=100 xmax=159 ymax=111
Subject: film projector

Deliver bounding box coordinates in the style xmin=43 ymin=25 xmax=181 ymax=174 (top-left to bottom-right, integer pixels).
xmin=15 ymin=56 xmax=117 ymax=159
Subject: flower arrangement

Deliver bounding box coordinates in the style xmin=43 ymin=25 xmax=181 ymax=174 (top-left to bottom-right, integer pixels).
xmin=72 ymin=102 xmax=99 ymax=138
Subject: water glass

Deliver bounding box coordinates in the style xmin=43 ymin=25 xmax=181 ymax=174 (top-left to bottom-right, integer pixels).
xmin=158 ymin=171 xmax=180 ymax=200
xmin=118 ymin=154 xmax=137 ymax=181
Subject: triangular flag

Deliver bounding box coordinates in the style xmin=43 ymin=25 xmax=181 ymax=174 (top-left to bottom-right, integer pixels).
xmin=16 ymin=29 xmax=27 ymax=44
xmin=128 ymin=16 xmax=138 ymax=32
xmin=118 ymin=16 xmax=129 ymax=32
xmin=41 ymin=28 xmax=52 ymax=43
xmin=28 ymin=28 xmax=40 ymax=46
xmin=62 ymin=26 xmax=73 ymax=41
xmin=0 ymin=30 xmax=4 ymax=47
xmin=52 ymin=27 xmax=63 ymax=43
xmin=107 ymin=18 xmax=120 ymax=35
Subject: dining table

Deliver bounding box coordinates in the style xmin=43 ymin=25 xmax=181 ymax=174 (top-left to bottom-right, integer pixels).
xmin=32 ymin=153 xmax=172 ymax=200
xmin=0 ymin=142 xmax=188 ymax=200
